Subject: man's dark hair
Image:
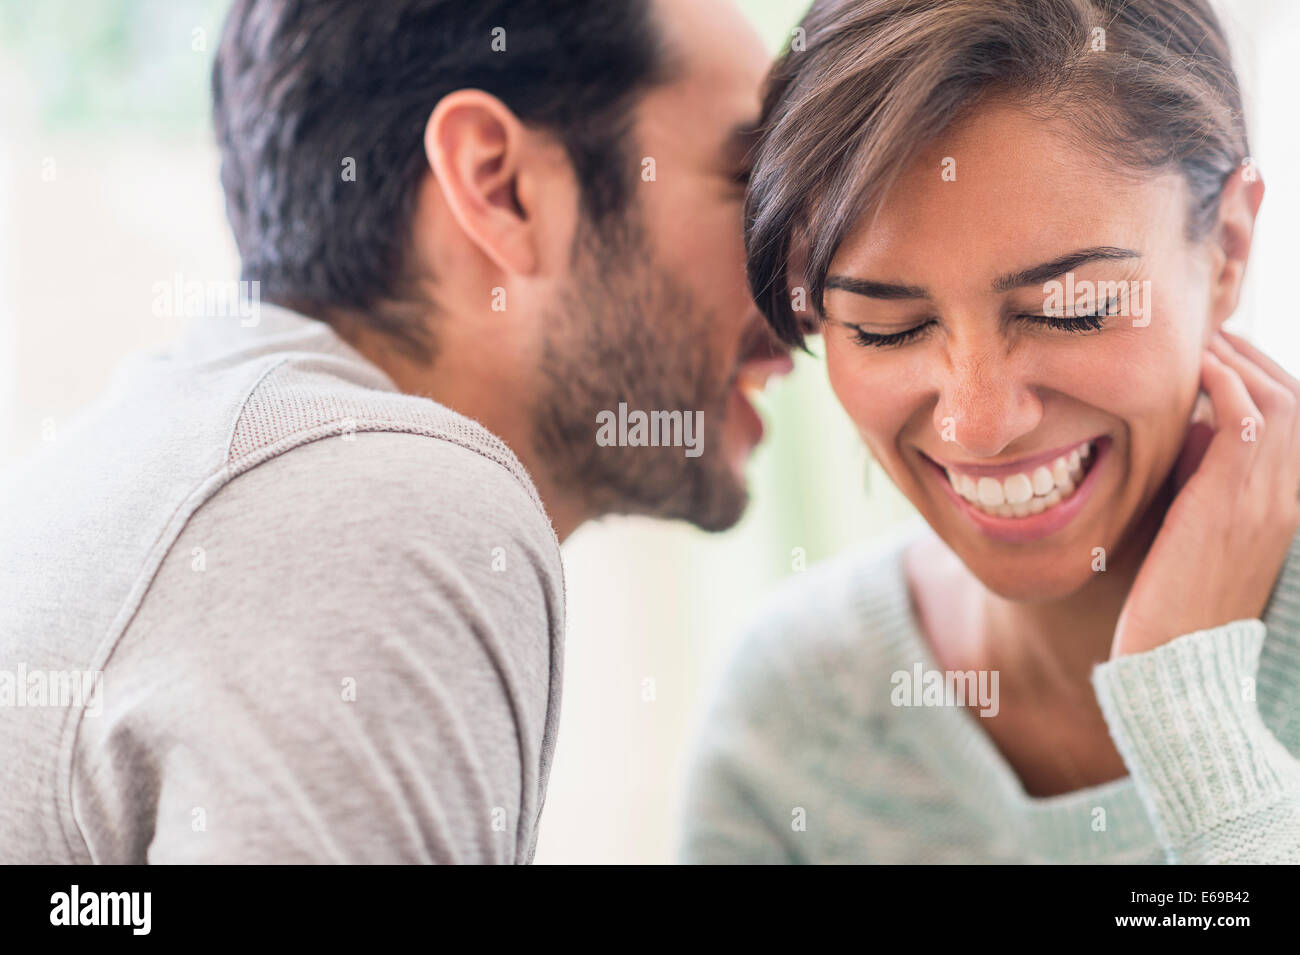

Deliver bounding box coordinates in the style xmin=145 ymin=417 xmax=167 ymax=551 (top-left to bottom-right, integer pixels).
xmin=212 ymin=0 xmax=666 ymax=355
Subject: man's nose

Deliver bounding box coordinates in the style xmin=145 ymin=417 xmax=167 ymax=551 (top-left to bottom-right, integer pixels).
xmin=932 ymin=340 xmax=1042 ymax=458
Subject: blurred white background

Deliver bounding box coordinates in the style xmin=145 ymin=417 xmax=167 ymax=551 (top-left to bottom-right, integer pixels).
xmin=1 ymin=0 xmax=1295 ymax=863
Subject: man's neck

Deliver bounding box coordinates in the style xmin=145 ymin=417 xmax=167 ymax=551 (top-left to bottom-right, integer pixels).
xmin=334 ymin=317 xmax=587 ymax=543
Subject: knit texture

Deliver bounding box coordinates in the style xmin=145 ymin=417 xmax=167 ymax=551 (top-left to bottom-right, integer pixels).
xmin=0 ymin=304 xmax=565 ymax=863
xmin=679 ymin=520 xmax=1300 ymax=864
xmin=228 ymin=361 xmax=546 ymax=518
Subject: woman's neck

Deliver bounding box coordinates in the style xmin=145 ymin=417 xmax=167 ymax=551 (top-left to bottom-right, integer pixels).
xmin=976 ymin=484 xmax=1172 ymax=707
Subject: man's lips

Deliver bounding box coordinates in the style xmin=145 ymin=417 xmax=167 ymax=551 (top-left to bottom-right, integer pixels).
xmin=734 ymin=352 xmax=795 ymax=397
xmin=722 ymin=319 xmax=793 ymax=458
xmin=728 ymin=340 xmax=793 ymax=455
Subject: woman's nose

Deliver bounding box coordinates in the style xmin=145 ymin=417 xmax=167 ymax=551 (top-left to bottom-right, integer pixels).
xmin=933 ymin=345 xmax=1042 ymax=458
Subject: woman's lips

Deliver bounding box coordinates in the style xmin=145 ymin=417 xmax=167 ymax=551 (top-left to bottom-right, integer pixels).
xmin=926 ymin=437 xmax=1112 ymax=543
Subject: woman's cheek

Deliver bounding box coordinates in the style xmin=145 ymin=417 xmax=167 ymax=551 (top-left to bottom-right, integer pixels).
xmin=825 ymin=339 xmax=916 ymax=445
xmin=1083 ymin=319 xmax=1201 ymax=422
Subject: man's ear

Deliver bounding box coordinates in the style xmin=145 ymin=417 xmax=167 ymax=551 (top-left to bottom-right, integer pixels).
xmin=1207 ymin=164 xmax=1265 ymax=330
xmin=424 ymin=90 xmax=539 ymax=277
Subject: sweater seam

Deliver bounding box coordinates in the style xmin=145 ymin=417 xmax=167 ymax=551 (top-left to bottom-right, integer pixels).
xmin=58 ymin=354 xmax=295 ymax=862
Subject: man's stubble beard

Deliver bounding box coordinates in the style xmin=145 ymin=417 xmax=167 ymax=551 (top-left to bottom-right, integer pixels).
xmin=531 ymin=216 xmax=748 ymax=533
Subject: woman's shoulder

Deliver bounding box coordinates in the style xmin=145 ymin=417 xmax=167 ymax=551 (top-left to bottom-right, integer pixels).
xmin=709 ymin=519 xmax=930 ymax=724
xmin=753 ymin=518 xmax=921 ymax=634
xmin=1260 ymin=528 xmax=1300 ymax=742
xmin=1265 ymin=528 xmax=1300 ymax=633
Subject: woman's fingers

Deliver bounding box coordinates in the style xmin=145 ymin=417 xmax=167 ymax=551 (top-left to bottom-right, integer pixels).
xmin=1197 ymin=347 xmax=1264 ymax=484
xmin=1114 ymin=337 xmax=1299 ymax=658
xmin=1115 ymin=336 xmax=1300 ymax=659
xmin=1219 ymin=329 xmax=1300 ymax=394
xmin=1209 ymin=333 xmax=1300 ymax=490
xmin=1208 ymin=333 xmax=1296 ymax=422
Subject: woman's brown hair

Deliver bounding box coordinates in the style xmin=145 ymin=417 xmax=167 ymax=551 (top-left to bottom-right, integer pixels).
xmin=747 ymin=0 xmax=1251 ymax=347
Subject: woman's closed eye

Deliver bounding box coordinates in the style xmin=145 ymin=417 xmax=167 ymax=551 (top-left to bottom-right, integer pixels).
xmin=1020 ymin=295 xmax=1119 ymax=333
xmin=844 ymin=297 xmax=1119 ymax=349
xmin=846 ymin=321 xmax=935 ymax=349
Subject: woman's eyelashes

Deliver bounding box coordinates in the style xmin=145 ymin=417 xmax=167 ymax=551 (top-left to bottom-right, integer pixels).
xmin=848 ymin=321 xmax=934 ymax=349
xmin=845 ymin=297 xmax=1119 ymax=349
xmin=1024 ymin=295 xmax=1119 ymax=333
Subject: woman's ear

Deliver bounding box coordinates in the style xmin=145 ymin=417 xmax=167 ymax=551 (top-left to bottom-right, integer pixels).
xmin=1207 ymin=163 xmax=1265 ymax=330
xmin=423 ymin=90 xmax=540 ymax=277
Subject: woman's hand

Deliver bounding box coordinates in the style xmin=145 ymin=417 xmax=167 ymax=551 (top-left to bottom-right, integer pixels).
xmin=1112 ymin=331 xmax=1300 ymax=658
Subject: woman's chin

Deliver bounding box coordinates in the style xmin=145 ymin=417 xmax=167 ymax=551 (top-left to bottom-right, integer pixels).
xmin=914 ymin=502 xmax=1118 ymax=603
xmin=962 ymin=561 xmax=1098 ymax=604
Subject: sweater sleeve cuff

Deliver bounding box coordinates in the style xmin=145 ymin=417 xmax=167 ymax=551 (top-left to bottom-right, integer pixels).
xmin=1091 ymin=619 xmax=1299 ymax=848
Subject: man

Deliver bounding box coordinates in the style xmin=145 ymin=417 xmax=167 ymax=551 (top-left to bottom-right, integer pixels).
xmin=0 ymin=0 xmax=786 ymax=862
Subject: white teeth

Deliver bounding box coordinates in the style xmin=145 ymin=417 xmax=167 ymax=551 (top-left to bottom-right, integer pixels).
xmin=977 ymin=477 xmax=1005 ymax=507
xmin=1004 ymin=473 xmax=1033 ymax=505
xmin=942 ymin=441 xmax=1097 ymax=519
xmin=736 ymin=369 xmax=770 ymax=395
xmin=1051 ymin=457 xmax=1070 ymax=486
xmin=738 ymin=369 xmax=783 ymax=406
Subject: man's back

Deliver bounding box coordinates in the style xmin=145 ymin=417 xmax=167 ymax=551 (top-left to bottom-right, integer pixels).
xmin=0 ymin=306 xmax=564 ymax=863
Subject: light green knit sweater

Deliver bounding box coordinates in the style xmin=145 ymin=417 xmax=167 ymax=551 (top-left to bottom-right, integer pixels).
xmin=678 ymin=521 xmax=1300 ymax=864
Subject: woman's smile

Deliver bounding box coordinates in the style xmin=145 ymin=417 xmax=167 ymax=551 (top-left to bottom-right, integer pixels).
xmin=922 ymin=436 xmax=1113 ymax=543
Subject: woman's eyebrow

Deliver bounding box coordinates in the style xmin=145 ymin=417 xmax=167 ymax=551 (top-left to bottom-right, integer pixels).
xmin=825 ymin=246 xmax=1142 ymax=301
xmin=992 ymin=247 xmax=1141 ymax=292
xmin=824 ymin=276 xmax=928 ymax=300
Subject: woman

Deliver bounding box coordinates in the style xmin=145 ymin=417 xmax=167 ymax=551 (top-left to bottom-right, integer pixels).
xmin=680 ymin=0 xmax=1300 ymax=863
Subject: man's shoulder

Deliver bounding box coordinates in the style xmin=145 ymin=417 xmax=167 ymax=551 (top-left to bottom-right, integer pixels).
xmin=128 ymin=432 xmax=564 ymax=673
xmin=142 ymin=317 xmax=566 ymax=654
xmin=211 ymin=426 xmax=561 ymax=576
xmin=227 ymin=351 xmax=551 ymax=528
xmin=74 ymin=428 xmax=564 ymax=861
